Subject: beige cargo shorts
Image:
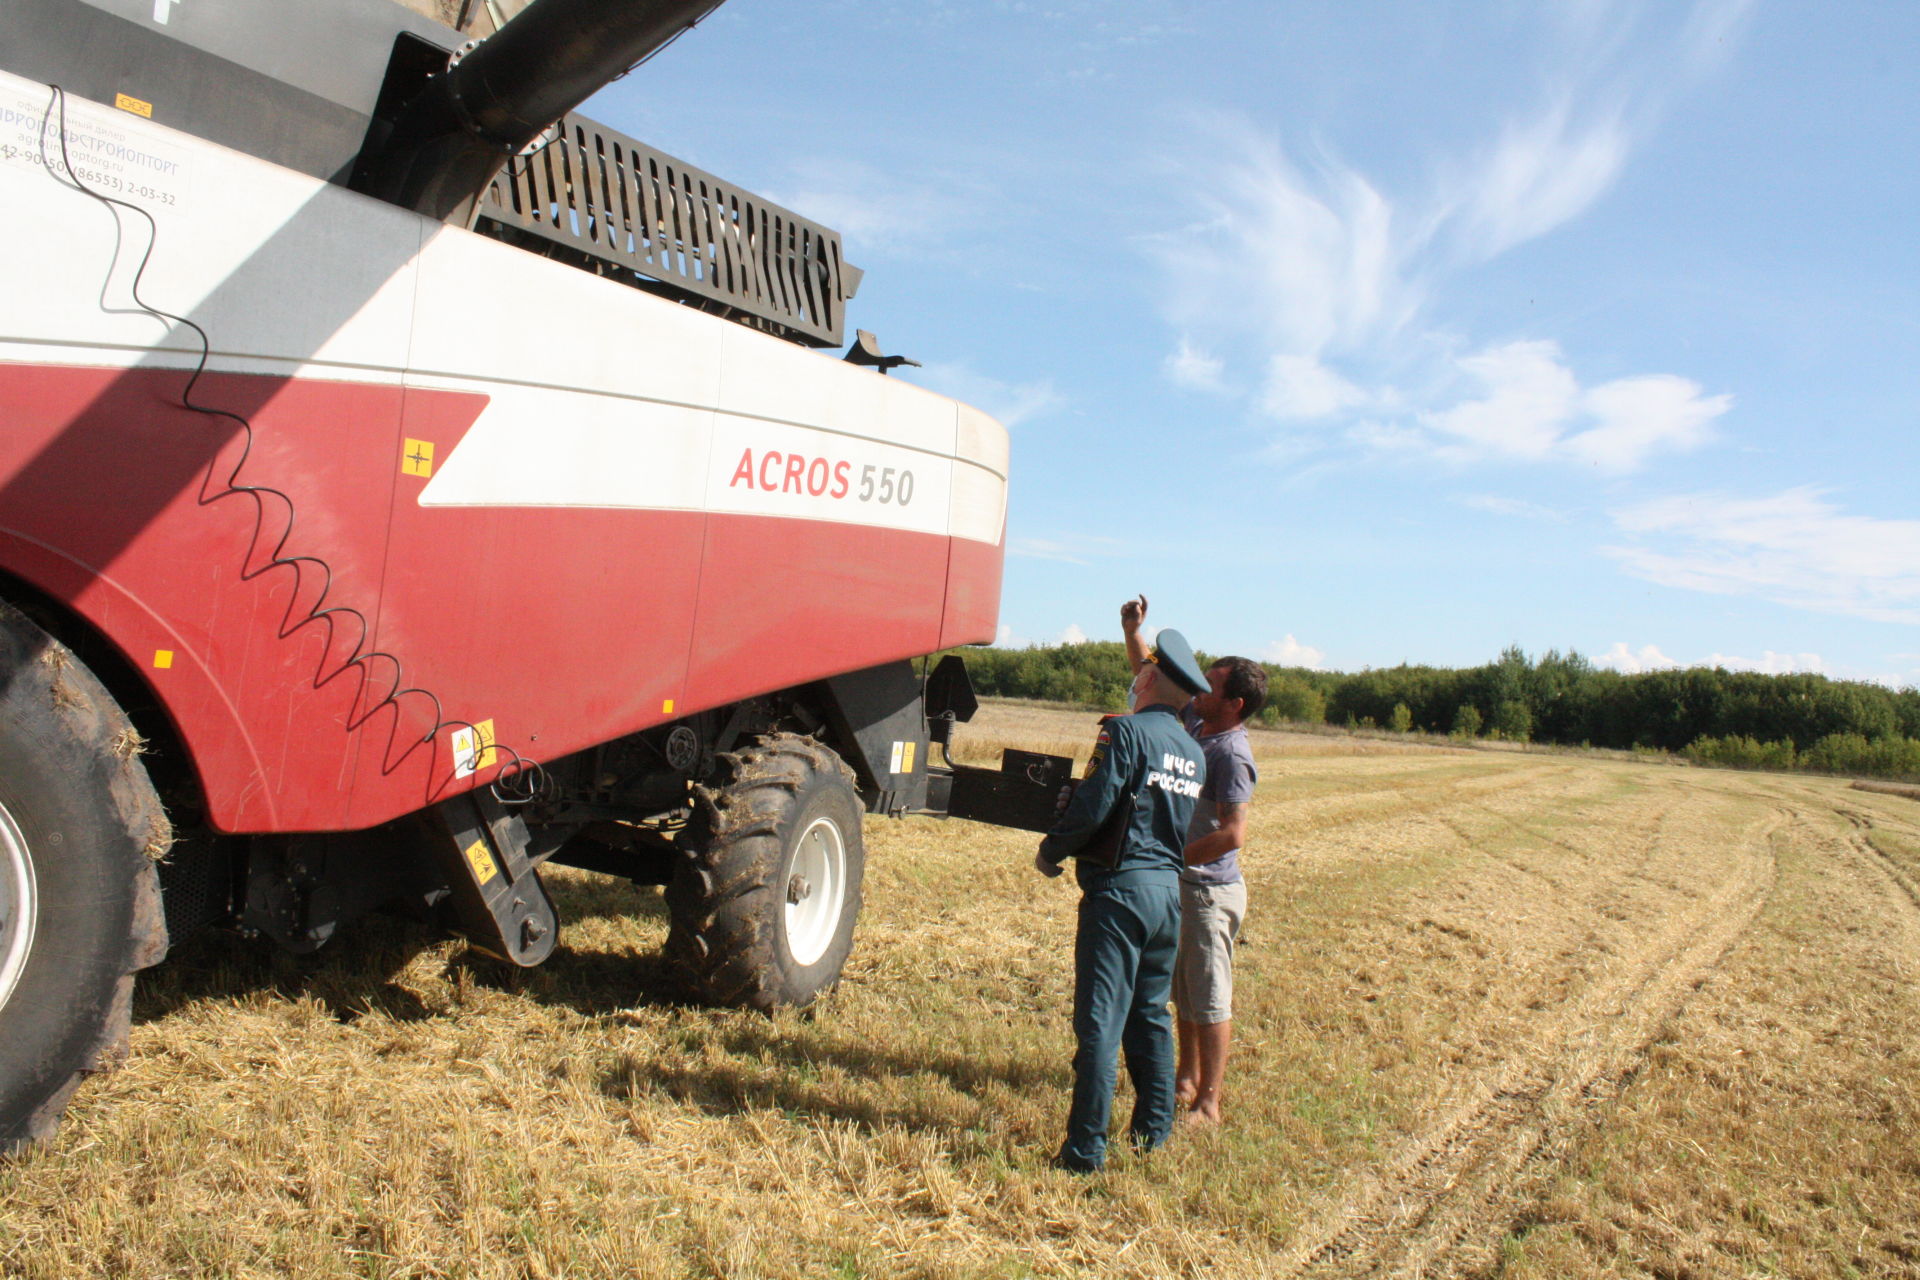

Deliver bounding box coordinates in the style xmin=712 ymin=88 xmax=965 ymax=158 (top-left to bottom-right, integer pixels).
xmin=1174 ymin=878 xmax=1247 ymax=1025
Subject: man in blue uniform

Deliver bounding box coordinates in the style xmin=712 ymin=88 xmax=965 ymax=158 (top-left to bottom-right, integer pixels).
xmin=1035 ymin=628 xmax=1211 ymax=1172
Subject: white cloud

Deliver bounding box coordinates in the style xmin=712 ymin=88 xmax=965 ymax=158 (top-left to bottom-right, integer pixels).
xmin=1165 ymin=338 xmax=1226 ymax=391
xmin=1415 ymin=341 xmax=1727 ymax=470
xmin=1146 ymin=4 xmax=1747 ymax=479
xmin=1594 ymin=642 xmax=1827 ymax=676
xmin=1262 ymin=354 xmax=1373 ymax=421
xmin=910 ymin=362 xmax=1064 ymax=428
xmin=995 ymin=623 xmax=1024 ymax=648
xmin=1704 ymin=650 xmax=1828 ymax=675
xmin=1262 ymin=635 xmax=1327 ymax=669
xmin=1425 ymin=340 xmax=1578 ymax=460
xmin=1057 ymin=623 xmax=1089 ymax=646
xmin=1595 ymin=642 xmax=1681 ymax=674
xmin=1150 ymin=138 xmax=1731 ymax=473
xmin=1566 ymin=374 xmax=1730 ymax=472
xmin=1606 ymin=488 xmax=1920 ymax=623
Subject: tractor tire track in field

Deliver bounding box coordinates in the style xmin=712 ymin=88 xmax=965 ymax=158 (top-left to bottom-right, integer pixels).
xmin=1834 ymin=805 xmax=1920 ymax=923
xmin=1278 ymin=763 xmax=1582 ymax=847
xmin=1275 ymin=782 xmax=1782 ymax=1280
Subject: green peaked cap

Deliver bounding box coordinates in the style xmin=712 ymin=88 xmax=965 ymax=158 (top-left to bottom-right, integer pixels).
xmin=1150 ymin=628 xmax=1210 ymax=696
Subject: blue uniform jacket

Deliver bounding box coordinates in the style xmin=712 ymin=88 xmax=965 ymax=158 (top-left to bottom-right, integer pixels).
xmin=1039 ymin=703 xmax=1208 ymax=889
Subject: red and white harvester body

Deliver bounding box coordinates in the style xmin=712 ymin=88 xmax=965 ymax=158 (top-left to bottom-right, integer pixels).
xmin=0 ymin=0 xmax=1032 ymax=1149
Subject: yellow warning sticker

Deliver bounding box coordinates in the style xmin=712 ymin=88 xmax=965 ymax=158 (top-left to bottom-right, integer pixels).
xmin=401 ymin=438 xmax=435 ymax=477
xmin=663 ymin=698 xmax=676 ymax=714
xmin=901 ymin=741 xmax=916 ymax=774
xmin=114 ymin=93 xmax=153 ymax=119
xmin=463 ymin=838 xmax=499 ymax=885
xmin=152 ymin=649 xmax=174 ymax=669
xmin=451 ymin=719 xmax=497 ymax=779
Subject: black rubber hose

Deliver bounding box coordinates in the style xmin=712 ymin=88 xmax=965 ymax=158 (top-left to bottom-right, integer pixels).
xmin=361 ymin=0 xmax=726 ymax=221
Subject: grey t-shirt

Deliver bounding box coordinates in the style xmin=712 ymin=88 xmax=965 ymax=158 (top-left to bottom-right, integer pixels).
xmin=1181 ymin=705 xmax=1258 ymax=885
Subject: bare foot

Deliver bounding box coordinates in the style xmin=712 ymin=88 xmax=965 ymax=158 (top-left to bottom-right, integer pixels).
xmin=1174 ymin=1081 xmax=1198 ymax=1108
xmin=1184 ymin=1097 xmax=1222 ymax=1126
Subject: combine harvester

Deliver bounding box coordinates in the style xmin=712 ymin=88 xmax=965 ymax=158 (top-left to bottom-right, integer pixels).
xmin=0 ymin=0 xmax=1054 ymax=1149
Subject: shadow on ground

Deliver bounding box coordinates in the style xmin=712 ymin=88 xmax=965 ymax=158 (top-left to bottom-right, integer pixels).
xmin=599 ymin=1013 xmax=1069 ymax=1137
xmin=133 ymin=869 xmax=683 ymax=1025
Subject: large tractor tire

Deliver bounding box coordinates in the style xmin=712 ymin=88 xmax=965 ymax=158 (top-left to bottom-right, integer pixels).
xmin=0 ymin=602 xmax=169 ymax=1154
xmin=666 ymin=733 xmax=864 ymax=1010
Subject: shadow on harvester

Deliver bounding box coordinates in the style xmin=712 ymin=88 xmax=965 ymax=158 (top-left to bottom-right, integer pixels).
xmin=133 ymin=871 xmax=686 ymax=1026
xmin=597 ymin=1015 xmax=1069 ymax=1137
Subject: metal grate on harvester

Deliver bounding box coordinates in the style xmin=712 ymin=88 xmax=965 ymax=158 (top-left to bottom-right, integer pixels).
xmin=476 ymin=113 xmax=856 ymax=348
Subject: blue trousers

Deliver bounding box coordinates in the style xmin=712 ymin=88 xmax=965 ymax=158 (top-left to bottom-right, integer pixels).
xmin=1059 ymin=881 xmax=1180 ymax=1170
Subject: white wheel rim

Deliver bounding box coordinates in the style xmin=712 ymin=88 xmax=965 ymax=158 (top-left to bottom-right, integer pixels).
xmin=0 ymin=798 xmax=37 ymax=1014
xmin=784 ymin=815 xmax=847 ymax=969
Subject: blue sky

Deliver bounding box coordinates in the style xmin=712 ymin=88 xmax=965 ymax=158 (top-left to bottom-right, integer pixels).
xmin=593 ymin=0 xmax=1920 ymax=686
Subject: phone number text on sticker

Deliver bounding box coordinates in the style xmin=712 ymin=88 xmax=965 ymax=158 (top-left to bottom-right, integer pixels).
xmin=727 ymin=448 xmax=916 ymax=507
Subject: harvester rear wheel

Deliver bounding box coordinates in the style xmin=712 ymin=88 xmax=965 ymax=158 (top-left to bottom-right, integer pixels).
xmin=0 ymin=602 xmax=168 ymax=1153
xmin=665 ymin=733 xmax=864 ymax=1010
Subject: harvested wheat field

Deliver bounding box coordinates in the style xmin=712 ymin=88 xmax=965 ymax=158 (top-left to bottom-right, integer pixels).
xmin=5 ymin=701 xmax=1920 ymax=1279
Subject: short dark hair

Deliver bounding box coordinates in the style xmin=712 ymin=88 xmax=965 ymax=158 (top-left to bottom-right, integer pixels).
xmin=1210 ymin=656 xmax=1267 ymax=723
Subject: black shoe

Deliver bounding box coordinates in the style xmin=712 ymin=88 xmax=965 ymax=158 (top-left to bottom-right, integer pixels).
xmin=1050 ymin=1152 xmax=1101 ymax=1174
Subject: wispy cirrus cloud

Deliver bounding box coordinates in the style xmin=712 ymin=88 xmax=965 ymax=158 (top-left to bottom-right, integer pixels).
xmin=1448 ymin=101 xmax=1631 ymax=262
xmin=1147 ymin=0 xmax=1748 ymax=477
xmin=1150 ymin=119 xmax=1417 ymax=370
xmin=1605 ymin=488 xmax=1920 ymax=623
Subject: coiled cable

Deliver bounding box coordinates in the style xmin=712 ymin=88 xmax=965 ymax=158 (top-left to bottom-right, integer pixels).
xmin=36 ymin=85 xmax=546 ymax=805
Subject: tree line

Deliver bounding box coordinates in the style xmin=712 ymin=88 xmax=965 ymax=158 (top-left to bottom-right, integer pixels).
xmin=948 ymin=642 xmax=1920 ymax=783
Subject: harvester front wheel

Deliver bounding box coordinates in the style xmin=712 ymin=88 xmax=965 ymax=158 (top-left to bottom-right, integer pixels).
xmin=0 ymin=602 xmax=168 ymax=1153
xmin=666 ymin=733 xmax=864 ymax=1010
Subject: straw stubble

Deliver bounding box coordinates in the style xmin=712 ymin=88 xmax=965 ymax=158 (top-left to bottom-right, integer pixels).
xmin=4 ymin=701 xmax=1918 ymax=1277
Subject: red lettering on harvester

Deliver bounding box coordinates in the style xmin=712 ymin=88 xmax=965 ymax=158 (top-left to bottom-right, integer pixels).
xmin=831 ymin=461 xmax=850 ymax=499
xmin=806 ymin=457 xmax=829 ymax=496
xmin=783 ymin=453 xmax=806 ymax=493
xmin=730 ymin=448 xmax=756 ymax=488
xmin=759 ymin=450 xmax=782 ymax=490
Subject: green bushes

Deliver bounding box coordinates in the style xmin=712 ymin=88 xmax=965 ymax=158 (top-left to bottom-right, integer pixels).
xmin=1683 ymin=735 xmax=1798 ymax=771
xmin=1685 ymin=732 xmax=1920 ymax=781
xmin=1801 ymin=733 xmax=1920 ymax=781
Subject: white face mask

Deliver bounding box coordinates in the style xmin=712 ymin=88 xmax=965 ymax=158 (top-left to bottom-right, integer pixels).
xmin=1127 ymin=669 xmax=1147 ymax=712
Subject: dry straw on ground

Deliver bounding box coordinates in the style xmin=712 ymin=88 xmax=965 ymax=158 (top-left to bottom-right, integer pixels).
xmin=4 ymin=701 xmax=1919 ymax=1277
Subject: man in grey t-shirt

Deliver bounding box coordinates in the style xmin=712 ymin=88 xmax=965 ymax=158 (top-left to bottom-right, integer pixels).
xmin=1122 ymin=596 xmax=1266 ymax=1124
